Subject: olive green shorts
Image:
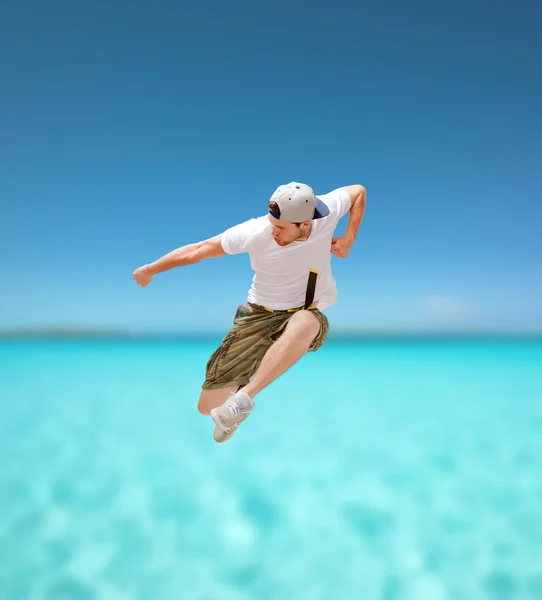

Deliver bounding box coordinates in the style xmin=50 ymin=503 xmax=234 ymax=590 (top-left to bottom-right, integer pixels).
xmin=201 ymin=302 xmax=330 ymax=390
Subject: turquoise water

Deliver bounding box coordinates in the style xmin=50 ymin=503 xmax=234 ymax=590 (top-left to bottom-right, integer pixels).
xmin=1 ymin=338 xmax=541 ymax=600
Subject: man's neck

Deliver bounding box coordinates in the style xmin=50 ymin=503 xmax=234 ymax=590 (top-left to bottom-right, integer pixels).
xmin=297 ymin=223 xmax=312 ymax=242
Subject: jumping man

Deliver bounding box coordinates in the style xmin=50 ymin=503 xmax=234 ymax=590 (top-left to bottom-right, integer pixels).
xmin=133 ymin=182 xmax=366 ymax=442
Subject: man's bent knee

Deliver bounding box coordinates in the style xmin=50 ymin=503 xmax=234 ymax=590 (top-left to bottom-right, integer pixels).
xmin=285 ymin=310 xmax=322 ymax=346
xmin=198 ymin=385 xmax=239 ymax=415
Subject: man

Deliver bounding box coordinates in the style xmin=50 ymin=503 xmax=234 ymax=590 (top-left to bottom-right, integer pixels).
xmin=133 ymin=182 xmax=366 ymax=443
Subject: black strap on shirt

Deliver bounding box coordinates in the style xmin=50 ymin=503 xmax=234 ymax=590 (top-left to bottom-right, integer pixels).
xmin=304 ymin=269 xmax=318 ymax=309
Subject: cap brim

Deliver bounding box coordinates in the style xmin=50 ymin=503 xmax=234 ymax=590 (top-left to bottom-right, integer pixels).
xmin=313 ymin=196 xmax=330 ymax=219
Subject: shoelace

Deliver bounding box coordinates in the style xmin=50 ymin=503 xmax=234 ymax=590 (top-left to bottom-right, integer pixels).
xmin=227 ymin=400 xmax=242 ymax=418
xmin=225 ymin=392 xmax=253 ymax=418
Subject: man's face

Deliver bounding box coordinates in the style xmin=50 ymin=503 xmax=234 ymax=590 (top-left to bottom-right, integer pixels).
xmin=267 ymin=214 xmax=307 ymax=246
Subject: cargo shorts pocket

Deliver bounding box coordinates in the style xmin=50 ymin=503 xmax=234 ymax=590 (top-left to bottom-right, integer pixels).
xmin=205 ymin=330 xmax=238 ymax=380
xmin=308 ymin=309 xmax=330 ymax=352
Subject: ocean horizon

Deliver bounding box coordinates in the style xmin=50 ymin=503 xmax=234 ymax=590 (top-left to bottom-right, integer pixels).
xmin=2 ymin=327 xmax=542 ymax=340
xmin=1 ymin=337 xmax=541 ymax=599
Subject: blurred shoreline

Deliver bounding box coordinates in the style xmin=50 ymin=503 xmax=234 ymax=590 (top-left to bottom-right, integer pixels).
xmin=1 ymin=327 xmax=541 ymax=341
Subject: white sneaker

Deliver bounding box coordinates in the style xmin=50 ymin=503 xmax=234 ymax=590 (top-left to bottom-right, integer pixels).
xmin=210 ymin=390 xmax=254 ymax=443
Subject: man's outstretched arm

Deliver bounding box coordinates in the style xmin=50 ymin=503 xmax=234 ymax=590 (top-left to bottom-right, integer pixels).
xmin=331 ymin=184 xmax=366 ymax=258
xmin=133 ymin=234 xmax=226 ymax=287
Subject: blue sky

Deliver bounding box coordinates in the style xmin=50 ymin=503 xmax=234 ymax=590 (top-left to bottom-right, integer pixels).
xmin=1 ymin=0 xmax=541 ymax=334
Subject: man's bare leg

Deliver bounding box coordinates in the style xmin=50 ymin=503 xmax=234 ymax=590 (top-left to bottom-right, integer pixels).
xmin=198 ymin=385 xmax=239 ymax=416
xmin=209 ymin=310 xmax=321 ymax=442
xmin=242 ymin=309 xmax=321 ymax=399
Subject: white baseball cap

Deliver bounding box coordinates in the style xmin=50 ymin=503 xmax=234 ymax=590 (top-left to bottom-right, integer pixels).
xmin=268 ymin=182 xmax=330 ymax=222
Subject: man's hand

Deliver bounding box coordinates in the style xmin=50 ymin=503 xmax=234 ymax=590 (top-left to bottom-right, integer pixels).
xmin=133 ymin=265 xmax=154 ymax=287
xmin=331 ymin=234 xmax=354 ymax=258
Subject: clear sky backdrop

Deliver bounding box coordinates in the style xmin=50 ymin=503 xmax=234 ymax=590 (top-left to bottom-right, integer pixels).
xmin=1 ymin=0 xmax=541 ymax=334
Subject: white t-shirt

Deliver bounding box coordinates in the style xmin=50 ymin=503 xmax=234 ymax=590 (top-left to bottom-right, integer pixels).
xmin=220 ymin=188 xmax=351 ymax=310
